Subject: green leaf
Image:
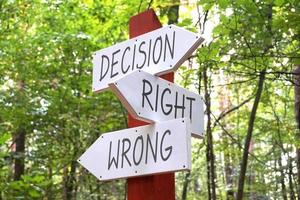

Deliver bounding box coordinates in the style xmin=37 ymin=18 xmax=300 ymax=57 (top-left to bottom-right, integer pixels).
xmin=29 ymin=189 xmax=40 ymax=198
xmin=274 ymin=0 xmax=285 ymax=6
xmin=32 ymin=175 xmax=45 ymax=183
xmin=0 ymin=133 xmax=10 ymax=145
xmin=218 ymin=0 xmax=229 ymax=9
xmin=9 ymin=181 xmax=23 ymax=190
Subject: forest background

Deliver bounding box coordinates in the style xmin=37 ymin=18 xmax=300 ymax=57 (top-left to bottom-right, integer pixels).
xmin=0 ymin=0 xmax=300 ymax=199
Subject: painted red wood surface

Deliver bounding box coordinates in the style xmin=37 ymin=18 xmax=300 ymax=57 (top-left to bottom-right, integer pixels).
xmin=127 ymin=9 xmax=175 ymax=200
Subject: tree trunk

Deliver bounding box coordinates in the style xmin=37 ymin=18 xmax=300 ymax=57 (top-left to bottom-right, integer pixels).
xmin=62 ymin=166 xmax=68 ymax=200
xmin=68 ymin=160 xmax=77 ymax=200
xmin=288 ymin=156 xmax=296 ymax=200
xmin=278 ymin=154 xmax=288 ymax=200
xmin=274 ymin=151 xmax=279 ymax=200
xmin=236 ymin=70 xmax=266 ymax=200
xmin=223 ymin=135 xmax=234 ymax=200
xmin=62 ymin=161 xmax=77 ymax=200
xmin=206 ymin=141 xmax=212 ymax=200
xmin=13 ymin=127 xmax=26 ymax=181
xmin=203 ymin=65 xmax=217 ymax=200
xmin=46 ymin=164 xmax=54 ymax=200
xmin=224 ymin=153 xmax=234 ymax=200
xmin=293 ymin=65 xmax=300 ymax=198
xmin=181 ymin=172 xmax=191 ymax=200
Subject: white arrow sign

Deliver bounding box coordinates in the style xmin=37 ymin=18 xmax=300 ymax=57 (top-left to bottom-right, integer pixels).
xmin=77 ymin=118 xmax=191 ymax=181
xmin=93 ymin=25 xmax=204 ymax=92
xmin=109 ymin=70 xmax=204 ymax=138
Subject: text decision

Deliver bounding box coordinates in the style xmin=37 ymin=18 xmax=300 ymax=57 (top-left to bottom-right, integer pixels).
xmin=109 ymin=70 xmax=204 ymax=138
xmin=92 ymin=25 xmax=204 ymax=92
xmin=77 ymin=118 xmax=191 ymax=181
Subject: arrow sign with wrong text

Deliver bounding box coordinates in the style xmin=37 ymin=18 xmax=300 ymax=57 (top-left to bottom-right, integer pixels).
xmin=92 ymin=25 xmax=204 ymax=92
xmin=109 ymin=70 xmax=204 ymax=138
xmin=77 ymin=118 xmax=191 ymax=181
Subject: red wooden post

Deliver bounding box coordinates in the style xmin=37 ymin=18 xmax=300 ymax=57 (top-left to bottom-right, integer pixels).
xmin=127 ymin=9 xmax=175 ymax=200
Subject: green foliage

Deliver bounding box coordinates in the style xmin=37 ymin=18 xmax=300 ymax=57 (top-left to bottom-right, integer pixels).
xmin=0 ymin=0 xmax=299 ymax=199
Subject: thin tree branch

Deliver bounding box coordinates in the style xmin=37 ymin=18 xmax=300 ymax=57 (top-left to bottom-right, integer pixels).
xmin=212 ymin=95 xmax=254 ymax=129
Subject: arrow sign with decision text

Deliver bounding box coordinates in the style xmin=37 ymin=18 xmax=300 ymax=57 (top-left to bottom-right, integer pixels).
xmin=77 ymin=118 xmax=191 ymax=181
xmin=93 ymin=25 xmax=204 ymax=92
xmin=109 ymin=70 xmax=204 ymax=138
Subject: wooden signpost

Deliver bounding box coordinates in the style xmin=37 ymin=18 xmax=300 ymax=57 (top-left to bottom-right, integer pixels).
xmin=78 ymin=9 xmax=204 ymax=200
xmin=127 ymin=10 xmax=175 ymax=200
xmin=109 ymin=70 xmax=204 ymax=138
xmin=77 ymin=118 xmax=191 ymax=181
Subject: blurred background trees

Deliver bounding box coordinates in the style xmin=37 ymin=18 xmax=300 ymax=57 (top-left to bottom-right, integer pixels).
xmin=0 ymin=0 xmax=299 ymax=199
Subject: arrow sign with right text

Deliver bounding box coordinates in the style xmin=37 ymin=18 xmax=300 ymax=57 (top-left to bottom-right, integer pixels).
xmin=109 ymin=70 xmax=204 ymax=138
xmin=93 ymin=25 xmax=204 ymax=92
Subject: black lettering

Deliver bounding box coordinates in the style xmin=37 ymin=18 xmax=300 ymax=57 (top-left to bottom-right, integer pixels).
xmin=146 ymin=132 xmax=158 ymax=164
xmin=110 ymin=49 xmax=120 ymax=78
xmin=121 ymin=138 xmax=131 ymax=168
xmin=147 ymin=39 xmax=152 ymax=66
xmin=108 ymin=140 xmax=120 ymax=170
xmin=153 ymin=36 xmax=162 ymax=64
xmin=137 ymin=41 xmax=146 ymax=69
xmin=161 ymin=88 xmax=172 ymax=115
xmin=133 ymin=135 xmax=144 ymax=165
xmin=132 ymin=44 xmax=136 ymax=70
xmin=186 ymin=97 xmax=196 ymax=119
xmin=121 ymin=46 xmax=131 ymax=74
xmin=174 ymin=92 xmax=185 ymax=118
xmin=160 ymin=130 xmax=172 ymax=161
xmin=155 ymin=84 xmax=159 ymax=112
xmin=164 ymin=31 xmax=175 ymax=61
xmin=100 ymin=55 xmax=110 ymax=81
xmin=142 ymin=79 xmax=154 ymax=111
